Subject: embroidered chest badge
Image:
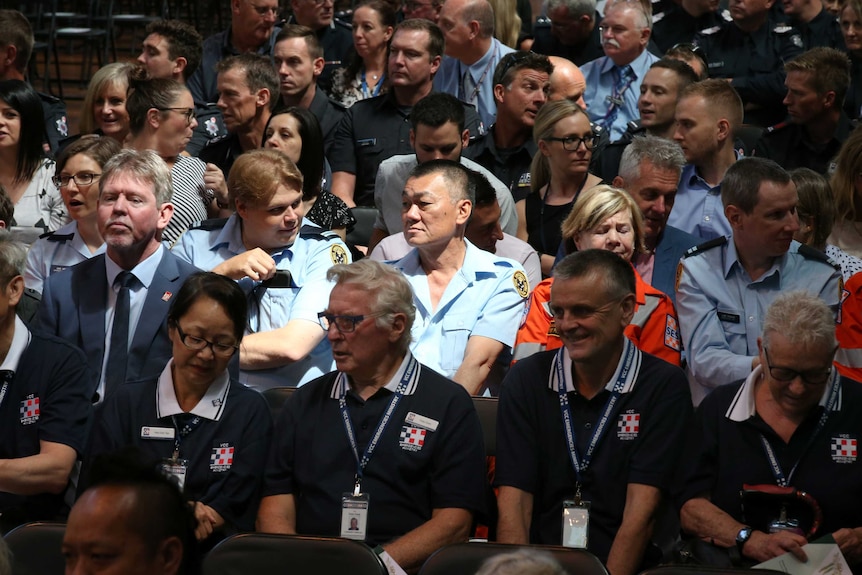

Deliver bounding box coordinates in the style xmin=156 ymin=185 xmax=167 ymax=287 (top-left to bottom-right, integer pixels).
xmin=617 ymin=410 xmax=639 ymax=440
xmin=20 ymin=394 xmax=40 ymax=425
xmin=831 ymin=435 xmax=857 ymax=463
xmin=210 ymin=443 xmax=234 ymax=472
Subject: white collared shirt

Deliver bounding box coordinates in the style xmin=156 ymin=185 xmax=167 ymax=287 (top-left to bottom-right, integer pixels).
xmin=154 ymin=359 xmax=230 ymax=421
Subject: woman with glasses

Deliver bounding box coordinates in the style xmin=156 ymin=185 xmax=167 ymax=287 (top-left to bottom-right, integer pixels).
xmin=329 ymin=0 xmax=395 ymax=107
xmin=514 ymin=184 xmax=681 ymax=366
xmin=519 ymin=99 xmax=603 ymax=277
xmin=828 ymin=127 xmax=862 ymax=257
xmin=88 ymin=271 xmax=273 ymax=545
xmin=841 ymin=0 xmax=862 ymax=119
xmin=0 ymin=80 xmax=68 ymax=234
xmin=125 ymin=72 xmax=220 ymax=245
xmin=24 ymin=136 xmax=121 ymax=294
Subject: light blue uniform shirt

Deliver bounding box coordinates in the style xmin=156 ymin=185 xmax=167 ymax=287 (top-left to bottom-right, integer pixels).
xmin=433 ymin=39 xmax=513 ymax=129
xmin=676 ymin=238 xmax=841 ymax=405
xmin=666 ymin=163 xmax=733 ymax=241
xmin=173 ymin=215 xmax=351 ymax=390
xmin=24 ymin=220 xmax=105 ymax=294
xmin=388 ymin=240 xmax=529 ymax=380
xmin=581 ymin=49 xmax=659 ymax=141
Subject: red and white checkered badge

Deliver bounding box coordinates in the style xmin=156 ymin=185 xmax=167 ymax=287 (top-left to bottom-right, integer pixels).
xmin=210 ymin=444 xmax=234 ymax=472
xmin=20 ymin=395 xmax=39 ymax=425
xmin=617 ymin=411 xmax=640 ymax=440
xmin=831 ymin=436 xmax=857 ymax=463
xmin=399 ymin=426 xmax=426 ymax=452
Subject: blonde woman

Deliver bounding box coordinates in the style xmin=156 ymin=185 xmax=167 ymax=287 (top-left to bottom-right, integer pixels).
xmin=489 ymin=0 xmax=522 ymax=48
xmin=828 ymin=127 xmax=862 ymax=257
xmin=79 ymin=62 xmax=136 ymax=145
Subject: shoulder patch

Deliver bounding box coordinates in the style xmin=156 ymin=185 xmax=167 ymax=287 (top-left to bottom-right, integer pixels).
xmin=191 ymin=217 xmax=229 ymax=231
xmin=664 ymin=314 xmax=681 ymax=351
xmin=797 ymin=243 xmax=841 ymax=271
xmin=513 ymin=270 xmax=529 ymax=298
xmin=683 ymin=236 xmax=727 ymax=258
xmin=300 ymin=224 xmax=339 ymax=239
xmin=765 ymin=121 xmax=788 ymax=134
xmin=330 ymin=244 xmax=349 ymax=265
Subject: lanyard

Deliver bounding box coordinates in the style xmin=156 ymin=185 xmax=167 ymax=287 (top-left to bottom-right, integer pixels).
xmin=0 ymin=371 xmax=12 ymax=411
xmin=461 ymin=44 xmax=498 ymax=105
xmin=171 ymin=414 xmax=205 ymax=460
xmin=360 ymin=69 xmax=384 ymax=99
xmin=556 ymin=341 xmax=636 ymax=484
xmin=339 ymin=355 xmax=418 ymax=494
xmin=758 ymin=368 xmax=841 ymax=487
xmin=538 ymin=175 xmax=588 ymax=254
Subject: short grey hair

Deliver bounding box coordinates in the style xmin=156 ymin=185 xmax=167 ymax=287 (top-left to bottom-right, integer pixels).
xmin=618 ymin=134 xmax=685 ymax=182
xmin=0 ymin=230 xmax=27 ymax=284
xmin=100 ymin=149 xmax=174 ymax=207
xmin=327 ymin=259 xmax=416 ymax=352
xmin=546 ymin=0 xmax=596 ymax=19
xmin=475 ymin=549 xmax=567 ymax=575
xmin=762 ymin=290 xmax=836 ymax=350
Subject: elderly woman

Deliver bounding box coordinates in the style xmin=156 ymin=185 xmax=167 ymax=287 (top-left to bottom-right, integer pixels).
xmin=514 ymin=184 xmax=680 ymax=366
xmin=828 ymin=127 xmax=862 ymax=257
xmin=24 ymin=136 xmax=121 ymax=294
xmin=0 ymin=80 xmax=68 ymax=233
xmin=519 ymin=99 xmax=604 ymax=276
xmin=89 ymin=272 xmax=272 ymax=543
xmin=79 ymin=62 xmax=136 ymax=145
xmin=173 ymin=149 xmax=351 ymax=391
xmin=125 ymin=72 xmax=220 ymax=245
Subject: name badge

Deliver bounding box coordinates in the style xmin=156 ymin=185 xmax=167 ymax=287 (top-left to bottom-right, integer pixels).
xmin=562 ymin=500 xmax=590 ymax=549
xmin=717 ymin=311 xmax=741 ymax=324
xmin=405 ymin=412 xmax=439 ymax=432
xmin=341 ymin=492 xmax=370 ymax=540
xmin=141 ymin=426 xmax=176 ymax=440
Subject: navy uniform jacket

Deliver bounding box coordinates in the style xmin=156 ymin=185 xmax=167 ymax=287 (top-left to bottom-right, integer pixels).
xmin=287 ymin=16 xmax=354 ymax=92
xmin=40 ymin=91 xmax=69 ymax=156
xmin=694 ymin=19 xmax=803 ymax=126
xmin=308 ymin=87 xmax=346 ymax=156
xmin=34 ymin=251 xmax=200 ymax=398
xmin=787 ymin=9 xmax=845 ymax=50
xmin=846 ymin=55 xmax=862 ymax=120
xmin=198 ymin=132 xmax=244 ymax=179
xmin=651 ymin=6 xmax=728 ymax=54
xmin=753 ymin=113 xmax=855 ymax=175
xmin=530 ymin=13 xmax=605 ymax=66
xmin=653 ymin=225 xmax=700 ymax=306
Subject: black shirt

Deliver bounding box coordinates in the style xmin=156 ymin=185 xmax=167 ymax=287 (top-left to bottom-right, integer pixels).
xmin=465 ymin=126 xmax=537 ymax=203
xmin=753 ymin=112 xmax=855 ymax=175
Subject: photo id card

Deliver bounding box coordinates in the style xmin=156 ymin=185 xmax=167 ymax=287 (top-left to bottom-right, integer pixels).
xmin=562 ymin=500 xmax=590 ymax=549
xmin=341 ymin=492 xmax=370 ymax=540
xmin=160 ymin=458 xmax=188 ymax=491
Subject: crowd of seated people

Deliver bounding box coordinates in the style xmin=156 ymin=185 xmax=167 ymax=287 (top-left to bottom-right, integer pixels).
xmin=4 ymin=0 xmax=862 ymax=573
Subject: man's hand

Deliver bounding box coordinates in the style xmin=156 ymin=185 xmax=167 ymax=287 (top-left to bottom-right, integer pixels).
xmin=834 ymin=528 xmax=862 ymax=564
xmin=204 ymin=163 xmax=229 ymax=207
xmin=212 ymin=248 xmax=276 ymax=281
xmin=192 ymin=501 xmax=225 ymax=541
xmin=743 ymin=530 xmax=808 ymax=563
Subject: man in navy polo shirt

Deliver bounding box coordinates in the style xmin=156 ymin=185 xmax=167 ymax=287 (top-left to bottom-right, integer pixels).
xmin=495 ymin=249 xmax=691 ymax=575
xmin=257 ymin=259 xmax=486 ymax=574
xmin=0 ymin=233 xmax=92 ymax=532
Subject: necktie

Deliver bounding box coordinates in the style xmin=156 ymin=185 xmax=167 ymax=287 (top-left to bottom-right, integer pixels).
xmin=603 ymin=65 xmax=634 ymax=132
xmin=461 ymin=70 xmax=476 ymax=104
xmin=105 ymin=271 xmax=135 ymax=395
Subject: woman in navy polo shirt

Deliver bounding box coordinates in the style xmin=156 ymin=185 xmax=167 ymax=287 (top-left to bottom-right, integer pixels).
xmin=88 ymin=272 xmax=273 ymax=544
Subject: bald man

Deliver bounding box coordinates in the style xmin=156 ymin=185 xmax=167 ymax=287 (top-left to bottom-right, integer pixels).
xmin=547 ymin=56 xmax=587 ymax=107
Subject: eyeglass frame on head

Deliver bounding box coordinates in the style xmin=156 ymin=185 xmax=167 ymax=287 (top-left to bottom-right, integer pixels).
xmin=173 ymin=323 xmax=240 ymax=357
xmin=318 ymin=311 xmax=388 ymax=334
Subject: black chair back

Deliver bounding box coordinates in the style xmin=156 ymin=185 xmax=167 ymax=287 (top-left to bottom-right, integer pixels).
xmin=418 ymin=542 xmax=609 ymax=575
xmin=472 ymin=396 xmax=497 ymax=457
xmin=4 ymin=521 xmax=66 ymax=575
xmin=262 ymin=386 xmax=297 ymax=422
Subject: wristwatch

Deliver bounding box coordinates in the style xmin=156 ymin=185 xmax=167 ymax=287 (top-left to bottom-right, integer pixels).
xmin=736 ymin=526 xmax=753 ymax=553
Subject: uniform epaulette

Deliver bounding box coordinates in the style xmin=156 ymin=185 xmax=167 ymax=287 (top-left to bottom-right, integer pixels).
xmin=37 ymin=91 xmax=62 ymax=104
xmin=721 ymin=9 xmax=732 ymax=21
xmin=535 ymin=16 xmax=551 ymax=25
xmin=333 ymin=17 xmax=352 ymax=29
xmin=773 ymin=24 xmax=795 ymax=33
xmin=683 ymin=235 xmax=727 ymax=258
xmin=625 ymin=119 xmax=645 ymax=135
xmin=798 ymin=243 xmax=841 ymax=271
xmin=191 ymin=217 xmax=229 ymax=231
xmin=299 ymin=224 xmax=339 ymax=239
xmin=765 ymin=121 xmax=788 ymax=134
xmin=40 ymin=231 xmax=74 ymax=242
xmin=699 ymin=25 xmax=721 ymax=34
xmin=653 ymin=11 xmax=666 ymax=23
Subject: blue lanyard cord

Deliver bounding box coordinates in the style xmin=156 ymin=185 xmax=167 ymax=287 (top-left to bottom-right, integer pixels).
xmin=171 ymin=414 xmax=205 ymax=459
xmin=339 ymin=356 xmax=419 ymax=487
xmin=556 ymin=342 xmax=636 ymax=482
xmin=759 ymin=368 xmax=841 ymax=487
xmin=0 ymin=373 xmax=11 ymax=410
xmin=360 ymin=69 xmax=385 ymax=99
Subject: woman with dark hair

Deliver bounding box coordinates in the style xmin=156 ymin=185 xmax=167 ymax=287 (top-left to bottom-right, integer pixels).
xmin=264 ymin=107 xmax=355 ymax=236
xmin=329 ymin=0 xmax=395 ymax=107
xmin=24 ymin=135 xmax=121 ymax=294
xmin=0 ymin=80 xmax=68 ymax=233
xmin=89 ymin=271 xmax=273 ymax=545
xmin=125 ymin=71 xmax=221 ymax=245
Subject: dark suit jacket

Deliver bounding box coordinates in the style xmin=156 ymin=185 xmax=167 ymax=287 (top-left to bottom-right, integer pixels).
xmin=34 ymin=250 xmax=200 ymax=397
xmin=654 ymin=225 xmax=699 ymax=305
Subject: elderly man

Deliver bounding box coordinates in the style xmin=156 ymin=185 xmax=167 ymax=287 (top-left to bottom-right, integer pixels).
xmin=581 ymin=1 xmax=659 ymax=141
xmin=0 ymin=233 xmax=91 ymax=533
xmin=390 ymin=160 xmax=529 ymax=395
xmin=434 ymin=0 xmax=514 ymax=127
xmin=257 ymin=259 xmax=486 ymax=574
xmin=174 ymin=149 xmax=349 ymax=391
xmin=37 ymin=150 xmax=198 ymax=403
xmin=754 ymin=48 xmax=854 ymax=175
xmin=676 ymin=157 xmax=842 ymax=405
xmin=547 ymin=56 xmax=587 ymax=106
xmin=678 ymin=291 xmax=862 ymax=569
xmin=497 ymin=249 xmax=692 ymax=575
xmin=63 ymin=452 xmax=196 ymax=575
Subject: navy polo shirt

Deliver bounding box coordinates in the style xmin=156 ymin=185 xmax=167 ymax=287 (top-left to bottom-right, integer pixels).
xmin=90 ymin=364 xmax=272 ymax=533
xmin=262 ymin=354 xmax=486 ymax=545
xmin=495 ymin=341 xmax=691 ymax=562
xmin=676 ymin=368 xmax=862 ymax=538
xmin=0 ymin=321 xmax=92 ymax=527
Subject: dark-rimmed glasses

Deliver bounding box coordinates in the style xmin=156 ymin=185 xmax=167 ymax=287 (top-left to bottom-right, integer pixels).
xmin=545 ymin=134 xmax=598 ymax=151
xmin=318 ymin=312 xmax=387 ymax=334
xmin=763 ymin=346 xmax=834 ymax=385
xmin=157 ymin=107 xmax=195 ymax=124
xmin=52 ymin=172 xmax=101 ymax=188
xmin=174 ymin=324 xmax=239 ymax=357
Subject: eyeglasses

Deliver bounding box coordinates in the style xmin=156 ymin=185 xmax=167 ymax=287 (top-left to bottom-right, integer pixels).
xmin=318 ymin=311 xmax=387 ymax=334
xmin=762 ymin=346 xmax=834 ymax=385
xmin=157 ymin=107 xmax=195 ymax=124
xmin=545 ymin=134 xmax=598 ymax=151
xmin=493 ymin=51 xmax=531 ymax=86
xmin=52 ymin=172 xmax=101 ymax=188
xmin=174 ymin=323 xmax=239 ymax=357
